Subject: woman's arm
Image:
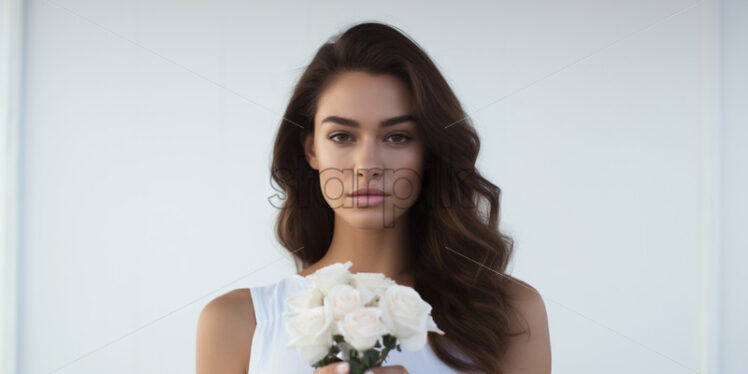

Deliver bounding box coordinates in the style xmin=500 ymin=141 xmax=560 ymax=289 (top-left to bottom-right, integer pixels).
xmin=501 ymin=278 xmax=552 ymax=374
xmin=196 ymin=289 xmax=256 ymax=374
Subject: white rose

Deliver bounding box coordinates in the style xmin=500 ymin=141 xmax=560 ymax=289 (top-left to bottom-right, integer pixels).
xmin=351 ymin=272 xmax=395 ymax=306
xmin=324 ymin=284 xmax=363 ymax=321
xmin=284 ymin=287 xmax=323 ymax=316
xmin=306 ymin=261 xmax=353 ymax=294
xmin=336 ymin=307 xmax=388 ymax=351
xmin=285 ymin=306 xmax=335 ymax=364
xmin=379 ymin=284 xmax=445 ymax=352
xmin=351 ymin=272 xmax=395 ymax=290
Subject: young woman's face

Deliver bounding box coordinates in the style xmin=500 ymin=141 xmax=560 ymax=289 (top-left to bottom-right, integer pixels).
xmin=305 ymin=71 xmax=424 ymax=229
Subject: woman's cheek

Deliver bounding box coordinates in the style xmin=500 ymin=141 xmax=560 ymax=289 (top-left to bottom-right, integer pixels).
xmin=318 ymin=169 xmax=347 ymax=205
xmin=388 ymin=169 xmax=420 ymax=206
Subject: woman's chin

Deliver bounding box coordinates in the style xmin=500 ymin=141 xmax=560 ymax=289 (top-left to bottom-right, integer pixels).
xmin=338 ymin=210 xmax=404 ymax=230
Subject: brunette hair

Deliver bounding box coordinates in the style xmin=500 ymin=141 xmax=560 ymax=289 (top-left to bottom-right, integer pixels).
xmin=270 ymin=21 xmax=528 ymax=373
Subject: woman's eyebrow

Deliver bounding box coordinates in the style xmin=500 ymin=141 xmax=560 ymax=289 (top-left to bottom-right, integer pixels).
xmin=320 ymin=114 xmax=415 ymax=128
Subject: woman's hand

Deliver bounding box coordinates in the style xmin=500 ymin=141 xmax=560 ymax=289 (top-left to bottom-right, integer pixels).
xmin=312 ymin=361 xmax=409 ymax=374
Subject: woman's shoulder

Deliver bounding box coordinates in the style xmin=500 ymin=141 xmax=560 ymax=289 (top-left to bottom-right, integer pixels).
xmin=503 ymin=275 xmax=544 ymax=308
xmin=501 ymin=274 xmax=548 ymax=335
xmin=499 ymin=274 xmax=552 ymax=373
xmin=200 ymin=288 xmax=256 ymax=326
xmin=196 ymin=288 xmax=256 ymax=373
xmin=199 ymin=288 xmax=256 ymax=329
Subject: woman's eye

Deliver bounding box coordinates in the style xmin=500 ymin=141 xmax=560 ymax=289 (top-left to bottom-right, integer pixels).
xmin=387 ymin=133 xmax=411 ymax=144
xmin=329 ymin=133 xmax=352 ymax=143
xmin=329 ymin=133 xmax=411 ymax=144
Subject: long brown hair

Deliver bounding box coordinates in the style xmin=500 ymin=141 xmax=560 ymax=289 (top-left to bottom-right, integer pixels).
xmin=270 ymin=21 xmax=528 ymax=373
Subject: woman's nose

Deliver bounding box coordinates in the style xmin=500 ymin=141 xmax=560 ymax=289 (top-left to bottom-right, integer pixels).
xmin=354 ymin=137 xmax=383 ymax=180
xmin=357 ymin=167 xmax=382 ymax=180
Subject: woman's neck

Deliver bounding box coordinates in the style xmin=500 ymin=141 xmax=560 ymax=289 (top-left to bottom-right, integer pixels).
xmin=299 ymin=212 xmax=415 ymax=287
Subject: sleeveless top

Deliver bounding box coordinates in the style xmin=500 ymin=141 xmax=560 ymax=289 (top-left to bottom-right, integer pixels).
xmin=247 ymin=273 xmax=468 ymax=373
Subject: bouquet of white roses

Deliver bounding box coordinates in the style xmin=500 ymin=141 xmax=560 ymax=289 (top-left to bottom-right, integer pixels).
xmin=284 ymin=261 xmax=444 ymax=373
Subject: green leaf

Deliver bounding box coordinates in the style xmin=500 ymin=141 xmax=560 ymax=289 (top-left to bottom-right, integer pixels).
xmin=362 ymin=348 xmax=379 ymax=367
xmin=383 ymin=334 xmax=397 ymax=349
xmin=348 ymin=359 xmax=365 ymax=374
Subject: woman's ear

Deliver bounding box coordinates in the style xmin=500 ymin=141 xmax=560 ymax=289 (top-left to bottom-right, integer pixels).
xmin=303 ymin=132 xmax=319 ymax=170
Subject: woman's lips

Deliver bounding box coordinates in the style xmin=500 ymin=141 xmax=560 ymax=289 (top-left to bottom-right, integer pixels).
xmin=347 ymin=194 xmax=389 ymax=206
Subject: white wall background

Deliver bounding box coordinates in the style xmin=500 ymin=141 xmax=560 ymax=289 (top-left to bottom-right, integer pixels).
xmin=1 ymin=0 xmax=23 ymax=373
xmin=3 ymin=0 xmax=743 ymax=373
xmin=719 ymin=0 xmax=748 ymax=373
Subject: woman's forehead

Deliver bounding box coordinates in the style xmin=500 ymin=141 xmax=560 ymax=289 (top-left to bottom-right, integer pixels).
xmin=316 ymin=73 xmax=413 ymax=120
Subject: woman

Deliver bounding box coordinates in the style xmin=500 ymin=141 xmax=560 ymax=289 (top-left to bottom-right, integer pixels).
xmin=197 ymin=22 xmax=551 ymax=373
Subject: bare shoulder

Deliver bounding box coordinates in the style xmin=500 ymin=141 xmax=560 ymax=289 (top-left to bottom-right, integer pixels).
xmin=196 ymin=288 xmax=257 ymax=374
xmin=504 ymin=275 xmax=546 ymax=320
xmin=500 ymin=275 xmax=552 ymax=374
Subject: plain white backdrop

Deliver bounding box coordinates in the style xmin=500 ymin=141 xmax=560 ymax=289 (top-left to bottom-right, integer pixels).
xmin=1 ymin=0 xmax=745 ymax=373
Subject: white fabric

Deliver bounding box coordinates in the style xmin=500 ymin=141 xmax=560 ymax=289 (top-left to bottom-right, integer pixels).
xmin=247 ymin=273 xmax=465 ymax=373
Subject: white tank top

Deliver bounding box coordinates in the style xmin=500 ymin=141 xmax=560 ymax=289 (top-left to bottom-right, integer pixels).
xmin=247 ymin=273 xmax=467 ymax=373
